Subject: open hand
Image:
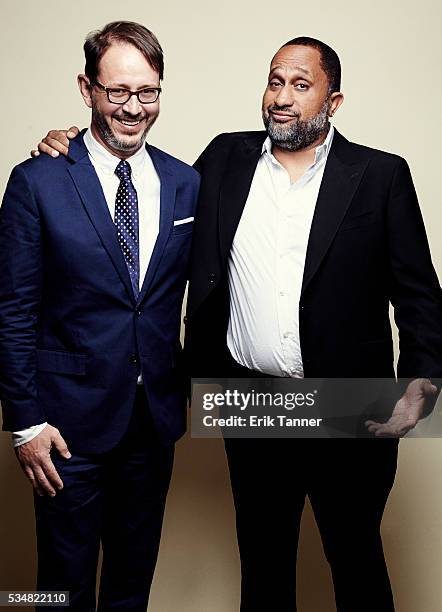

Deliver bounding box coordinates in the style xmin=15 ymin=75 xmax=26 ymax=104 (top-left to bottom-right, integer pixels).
xmin=365 ymin=378 xmax=438 ymax=437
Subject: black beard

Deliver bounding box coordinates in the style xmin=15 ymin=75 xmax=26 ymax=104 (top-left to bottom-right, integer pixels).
xmin=262 ymin=101 xmax=329 ymax=151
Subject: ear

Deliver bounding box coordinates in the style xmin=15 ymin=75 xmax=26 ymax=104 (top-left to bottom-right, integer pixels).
xmin=78 ymin=74 xmax=93 ymax=109
xmin=328 ymin=91 xmax=344 ymax=118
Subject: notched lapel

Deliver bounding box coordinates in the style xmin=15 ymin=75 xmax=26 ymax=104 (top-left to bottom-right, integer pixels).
xmin=218 ymin=136 xmax=264 ymax=266
xmin=137 ymin=145 xmax=176 ymax=305
xmin=301 ymin=141 xmax=369 ymax=294
xmin=67 ymin=159 xmax=135 ymax=303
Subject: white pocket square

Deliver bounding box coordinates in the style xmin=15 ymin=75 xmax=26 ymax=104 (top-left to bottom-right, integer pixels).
xmin=173 ymin=217 xmax=194 ymax=226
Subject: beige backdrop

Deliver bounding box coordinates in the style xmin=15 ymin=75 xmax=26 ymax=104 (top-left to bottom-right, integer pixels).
xmin=0 ymin=1 xmax=441 ymax=611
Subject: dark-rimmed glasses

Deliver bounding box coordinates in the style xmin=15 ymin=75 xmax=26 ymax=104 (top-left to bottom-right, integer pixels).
xmin=93 ymin=80 xmax=161 ymax=104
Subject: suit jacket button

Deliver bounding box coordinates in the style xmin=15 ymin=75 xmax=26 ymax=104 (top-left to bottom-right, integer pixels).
xmin=130 ymin=354 xmax=138 ymax=365
xmin=136 ymin=309 xmax=142 ymax=316
xmin=208 ymin=272 xmax=216 ymax=284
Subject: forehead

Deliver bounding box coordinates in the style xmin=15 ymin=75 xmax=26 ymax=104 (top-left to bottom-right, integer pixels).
xmin=97 ymin=41 xmax=159 ymax=85
xmin=269 ymin=45 xmax=325 ymax=80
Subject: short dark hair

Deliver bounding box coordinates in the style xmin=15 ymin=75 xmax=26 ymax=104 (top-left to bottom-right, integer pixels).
xmin=84 ymin=21 xmax=164 ymax=83
xmin=282 ymin=36 xmax=341 ymax=93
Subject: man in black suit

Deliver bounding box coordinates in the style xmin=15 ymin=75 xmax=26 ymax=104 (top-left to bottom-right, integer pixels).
xmin=185 ymin=37 xmax=441 ymax=611
xmin=33 ymin=36 xmax=441 ymax=612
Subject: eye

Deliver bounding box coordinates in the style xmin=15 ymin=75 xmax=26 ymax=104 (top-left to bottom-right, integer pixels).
xmin=138 ymin=88 xmax=160 ymax=103
xmin=269 ymin=80 xmax=283 ymax=89
xmin=295 ymin=83 xmax=309 ymax=90
xmin=109 ymin=88 xmax=127 ymax=98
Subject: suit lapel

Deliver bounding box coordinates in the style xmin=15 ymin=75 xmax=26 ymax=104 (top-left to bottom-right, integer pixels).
xmin=67 ymin=135 xmax=135 ymax=303
xmin=301 ymin=130 xmax=369 ymax=294
xmin=136 ymin=144 xmax=176 ymax=305
xmin=218 ymin=133 xmax=265 ymax=267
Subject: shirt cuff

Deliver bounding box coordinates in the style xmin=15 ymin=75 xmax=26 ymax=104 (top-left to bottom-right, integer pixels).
xmin=12 ymin=422 xmax=48 ymax=447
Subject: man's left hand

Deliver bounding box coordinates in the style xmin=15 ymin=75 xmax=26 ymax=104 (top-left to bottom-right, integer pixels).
xmin=365 ymin=378 xmax=438 ymax=437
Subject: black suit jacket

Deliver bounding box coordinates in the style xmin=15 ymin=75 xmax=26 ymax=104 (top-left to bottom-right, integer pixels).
xmin=185 ymin=129 xmax=442 ymax=381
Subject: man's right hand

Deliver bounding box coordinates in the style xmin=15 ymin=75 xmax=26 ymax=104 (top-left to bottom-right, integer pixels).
xmin=31 ymin=126 xmax=80 ymax=158
xmin=15 ymin=424 xmax=71 ymax=497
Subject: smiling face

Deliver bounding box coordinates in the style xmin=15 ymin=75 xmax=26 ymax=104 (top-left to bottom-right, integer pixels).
xmin=262 ymin=44 xmax=343 ymax=151
xmin=78 ymin=41 xmax=160 ymax=158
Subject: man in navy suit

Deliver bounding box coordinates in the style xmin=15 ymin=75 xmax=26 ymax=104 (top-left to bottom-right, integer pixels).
xmin=0 ymin=21 xmax=199 ymax=611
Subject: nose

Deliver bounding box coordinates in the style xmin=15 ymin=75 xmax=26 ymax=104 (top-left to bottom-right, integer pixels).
xmin=274 ymin=84 xmax=295 ymax=108
xmin=122 ymin=93 xmax=142 ymax=116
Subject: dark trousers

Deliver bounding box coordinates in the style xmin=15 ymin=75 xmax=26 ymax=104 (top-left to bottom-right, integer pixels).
xmin=34 ymin=387 xmax=174 ymax=611
xmin=224 ymin=361 xmax=398 ymax=612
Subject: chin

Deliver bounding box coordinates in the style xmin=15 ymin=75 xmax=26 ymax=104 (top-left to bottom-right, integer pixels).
xmin=117 ymin=133 xmax=140 ymax=145
xmin=112 ymin=131 xmax=143 ymax=150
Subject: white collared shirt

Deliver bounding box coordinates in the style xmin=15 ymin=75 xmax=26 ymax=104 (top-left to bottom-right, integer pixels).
xmin=227 ymin=126 xmax=334 ymax=377
xmin=12 ymin=129 xmax=160 ymax=446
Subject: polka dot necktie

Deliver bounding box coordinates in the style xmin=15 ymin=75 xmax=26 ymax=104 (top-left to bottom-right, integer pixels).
xmin=114 ymin=160 xmax=139 ymax=297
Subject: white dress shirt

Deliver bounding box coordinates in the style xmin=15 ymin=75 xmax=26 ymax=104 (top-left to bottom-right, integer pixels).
xmin=227 ymin=126 xmax=334 ymax=377
xmin=12 ymin=129 xmax=160 ymax=446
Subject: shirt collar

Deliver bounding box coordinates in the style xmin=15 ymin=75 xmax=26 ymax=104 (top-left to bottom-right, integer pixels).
xmin=262 ymin=124 xmax=335 ymax=166
xmin=83 ymin=127 xmax=148 ymax=179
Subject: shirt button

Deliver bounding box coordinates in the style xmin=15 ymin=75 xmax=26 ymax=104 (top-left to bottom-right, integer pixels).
xmin=280 ymin=291 xmax=285 ymax=296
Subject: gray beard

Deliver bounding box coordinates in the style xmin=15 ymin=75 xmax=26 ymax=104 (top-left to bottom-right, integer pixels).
xmin=262 ymin=100 xmax=329 ymax=151
xmin=92 ymin=105 xmax=151 ymax=154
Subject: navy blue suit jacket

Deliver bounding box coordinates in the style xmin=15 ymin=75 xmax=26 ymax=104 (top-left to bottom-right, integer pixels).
xmin=0 ymin=133 xmax=200 ymax=451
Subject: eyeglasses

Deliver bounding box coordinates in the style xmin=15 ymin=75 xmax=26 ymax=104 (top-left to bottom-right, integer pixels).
xmin=93 ymin=80 xmax=161 ymax=104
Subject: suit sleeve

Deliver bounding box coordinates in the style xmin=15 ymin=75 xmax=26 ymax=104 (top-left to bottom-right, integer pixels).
xmin=0 ymin=165 xmax=47 ymax=430
xmin=387 ymin=158 xmax=442 ymax=379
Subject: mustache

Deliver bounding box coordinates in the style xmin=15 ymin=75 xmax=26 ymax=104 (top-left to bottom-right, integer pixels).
xmin=267 ymin=105 xmax=300 ymax=118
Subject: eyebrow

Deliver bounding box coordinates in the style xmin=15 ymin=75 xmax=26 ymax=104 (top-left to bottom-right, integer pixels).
xmin=269 ymin=66 xmax=311 ymax=77
xmin=106 ymin=82 xmax=159 ymax=89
